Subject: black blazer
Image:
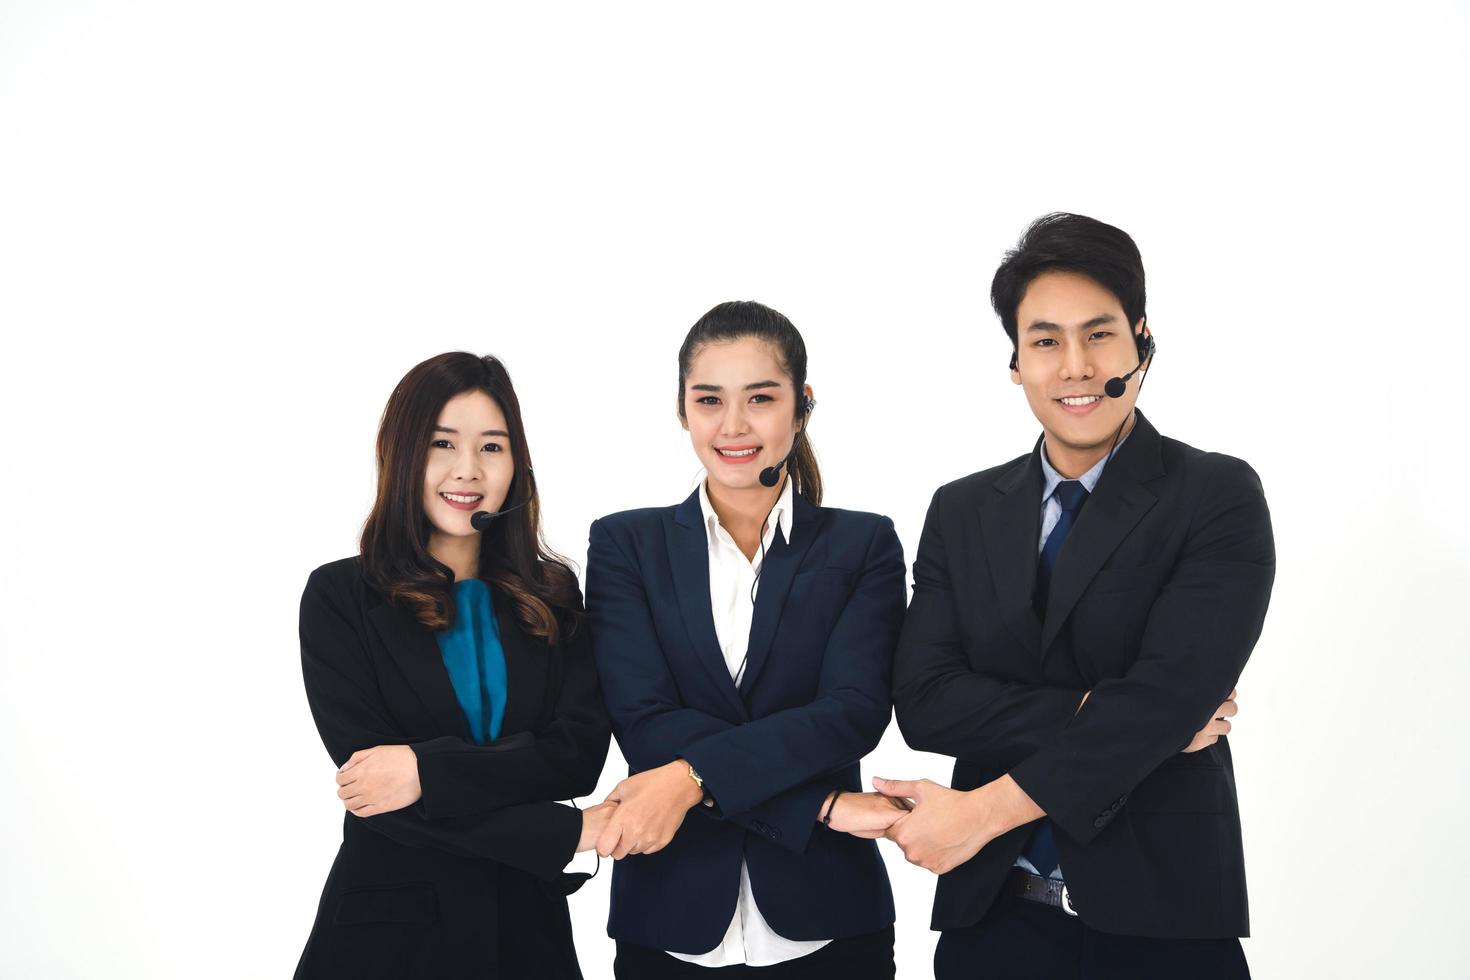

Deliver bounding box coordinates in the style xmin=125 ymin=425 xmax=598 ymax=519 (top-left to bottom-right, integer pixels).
xmin=294 ymin=556 xmax=611 ymax=980
xmin=892 ymin=412 xmax=1274 ymax=940
xmin=586 ymin=490 xmax=902 ymax=954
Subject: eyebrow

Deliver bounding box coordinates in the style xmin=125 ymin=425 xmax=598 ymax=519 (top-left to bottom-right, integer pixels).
xmin=689 ymin=380 xmax=784 ymax=392
xmin=434 ymin=426 xmax=510 ymax=437
xmin=1024 ymin=314 xmax=1117 ymax=333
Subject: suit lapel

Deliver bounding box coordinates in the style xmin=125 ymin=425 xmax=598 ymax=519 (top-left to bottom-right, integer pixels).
xmin=669 ymin=491 xmax=748 ymax=718
xmin=739 ymin=493 xmax=822 ymax=696
xmin=492 ymin=589 xmax=543 ymax=738
xmin=980 ymin=445 xmax=1044 ymax=653
xmin=1040 ymin=412 xmax=1167 ymax=655
xmin=365 ymin=595 xmax=470 ymax=739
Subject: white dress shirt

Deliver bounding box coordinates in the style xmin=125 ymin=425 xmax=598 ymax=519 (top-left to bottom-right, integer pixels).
xmin=666 ymin=476 xmax=832 ymax=968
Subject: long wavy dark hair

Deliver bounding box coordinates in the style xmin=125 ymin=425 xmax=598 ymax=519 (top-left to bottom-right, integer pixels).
xmin=359 ymin=352 xmax=580 ymax=642
xmin=677 ymin=300 xmax=823 ymax=506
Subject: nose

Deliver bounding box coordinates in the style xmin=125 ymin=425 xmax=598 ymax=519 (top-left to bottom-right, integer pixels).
xmin=720 ymin=401 xmax=749 ymax=438
xmin=449 ymin=446 xmax=483 ymax=482
xmin=1059 ymin=341 xmax=1094 ymax=382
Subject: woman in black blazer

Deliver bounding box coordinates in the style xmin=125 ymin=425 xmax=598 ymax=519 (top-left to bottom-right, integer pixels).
xmin=295 ymin=352 xmax=613 ymax=980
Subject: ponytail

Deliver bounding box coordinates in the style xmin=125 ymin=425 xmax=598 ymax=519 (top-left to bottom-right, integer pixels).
xmin=789 ymin=427 xmax=822 ymax=507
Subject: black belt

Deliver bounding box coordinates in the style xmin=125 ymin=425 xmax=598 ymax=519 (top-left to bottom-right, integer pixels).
xmin=1004 ymin=868 xmax=1078 ymax=916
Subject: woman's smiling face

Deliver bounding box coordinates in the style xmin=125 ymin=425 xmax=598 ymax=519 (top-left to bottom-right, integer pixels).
xmin=681 ymin=336 xmax=807 ymax=495
xmin=422 ymin=389 xmax=515 ymax=539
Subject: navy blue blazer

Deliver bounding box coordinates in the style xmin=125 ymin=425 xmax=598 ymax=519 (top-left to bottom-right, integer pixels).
xmin=585 ymin=489 xmax=903 ymax=954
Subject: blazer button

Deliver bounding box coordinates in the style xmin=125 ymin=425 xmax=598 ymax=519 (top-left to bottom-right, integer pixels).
xmin=1093 ymin=816 xmax=1107 ymax=830
xmin=770 ymin=829 xmax=781 ymax=840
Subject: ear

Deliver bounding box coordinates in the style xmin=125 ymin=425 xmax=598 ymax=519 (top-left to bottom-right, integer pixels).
xmin=1136 ymin=317 xmax=1154 ymax=370
xmin=1010 ymin=349 xmax=1023 ymax=386
xmin=799 ymin=384 xmax=815 ymax=428
xmin=676 ymin=393 xmax=689 ymax=431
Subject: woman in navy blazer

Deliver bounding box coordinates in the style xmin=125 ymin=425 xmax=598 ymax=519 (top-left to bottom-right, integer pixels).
xmin=295 ymin=353 xmax=613 ymax=980
xmin=586 ymin=302 xmax=908 ymax=978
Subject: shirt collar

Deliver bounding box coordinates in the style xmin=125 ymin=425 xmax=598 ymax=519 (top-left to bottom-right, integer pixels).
xmin=1040 ymin=427 xmax=1133 ymax=502
xmin=698 ymin=474 xmax=794 ymax=547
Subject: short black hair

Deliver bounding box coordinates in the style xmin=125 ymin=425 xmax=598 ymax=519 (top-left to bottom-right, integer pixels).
xmin=990 ymin=212 xmax=1146 ymax=348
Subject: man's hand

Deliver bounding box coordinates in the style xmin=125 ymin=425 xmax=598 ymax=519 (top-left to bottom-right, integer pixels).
xmin=596 ymin=759 xmax=704 ymax=859
xmin=819 ymin=791 xmax=912 ymax=839
xmin=336 ymin=744 xmax=422 ymax=817
xmin=872 ymin=774 xmax=1043 ymax=875
xmin=577 ymin=801 xmax=620 ymax=852
xmin=1184 ymin=688 xmax=1238 ymax=753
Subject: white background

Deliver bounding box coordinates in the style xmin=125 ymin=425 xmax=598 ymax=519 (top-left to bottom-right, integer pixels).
xmin=2 ymin=2 xmax=1467 ymax=978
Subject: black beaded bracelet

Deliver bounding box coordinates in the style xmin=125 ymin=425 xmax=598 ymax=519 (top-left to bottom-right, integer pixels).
xmin=821 ymin=788 xmax=844 ymax=825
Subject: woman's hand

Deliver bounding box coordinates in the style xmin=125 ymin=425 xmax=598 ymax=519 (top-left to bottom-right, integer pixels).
xmin=595 ymin=759 xmax=704 ymax=859
xmin=335 ymin=744 xmax=422 ymax=817
xmin=1183 ymin=689 xmax=1238 ymax=753
xmin=577 ymin=801 xmax=620 ymax=852
xmin=820 ymin=790 xmax=913 ymax=839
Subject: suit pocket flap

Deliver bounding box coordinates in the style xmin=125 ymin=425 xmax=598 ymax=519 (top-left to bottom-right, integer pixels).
xmin=334 ymin=882 xmax=437 ymax=925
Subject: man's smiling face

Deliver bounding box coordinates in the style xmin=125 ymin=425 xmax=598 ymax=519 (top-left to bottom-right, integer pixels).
xmin=1011 ymin=269 xmax=1149 ymax=474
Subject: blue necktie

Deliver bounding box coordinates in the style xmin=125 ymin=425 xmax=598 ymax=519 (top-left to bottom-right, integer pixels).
xmin=1021 ymin=479 xmax=1090 ymax=878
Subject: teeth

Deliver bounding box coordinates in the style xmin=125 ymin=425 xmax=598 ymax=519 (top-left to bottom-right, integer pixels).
xmin=441 ymin=492 xmax=483 ymax=503
xmin=1060 ymin=396 xmax=1100 ymax=406
xmin=718 ymin=448 xmax=759 ymax=457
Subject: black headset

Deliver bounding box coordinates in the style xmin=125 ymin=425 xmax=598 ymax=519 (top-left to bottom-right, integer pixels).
xmin=469 ymin=467 xmax=537 ymax=531
xmin=1104 ymin=330 xmax=1155 ymax=398
xmin=758 ymin=393 xmax=816 ymax=487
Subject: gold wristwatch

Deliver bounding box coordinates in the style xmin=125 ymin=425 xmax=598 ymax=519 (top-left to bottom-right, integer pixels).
xmin=687 ymin=763 xmax=714 ymax=807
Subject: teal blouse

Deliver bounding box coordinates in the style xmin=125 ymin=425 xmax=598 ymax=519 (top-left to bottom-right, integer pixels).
xmin=434 ymin=578 xmax=508 ymax=744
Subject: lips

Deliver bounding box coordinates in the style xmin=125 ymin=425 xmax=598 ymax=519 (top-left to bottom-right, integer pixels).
xmin=439 ymin=491 xmax=484 ymax=511
xmin=1055 ymin=394 xmax=1103 ymax=416
xmin=714 ymin=445 xmax=761 ymax=465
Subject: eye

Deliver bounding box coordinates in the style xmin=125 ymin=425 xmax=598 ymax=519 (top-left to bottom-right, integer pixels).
xmin=695 ymin=395 xmax=721 ymax=406
xmin=1034 ymin=338 xmax=1058 ymax=348
xmin=481 ymin=442 xmax=503 ymax=453
xmin=749 ymin=394 xmax=774 ymax=404
xmin=1089 ymin=330 xmax=1114 ymax=342
xmin=431 ymin=438 xmax=453 ymax=449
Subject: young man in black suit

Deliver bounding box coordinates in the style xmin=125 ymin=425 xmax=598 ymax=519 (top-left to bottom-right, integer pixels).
xmin=880 ymin=213 xmax=1274 ymax=979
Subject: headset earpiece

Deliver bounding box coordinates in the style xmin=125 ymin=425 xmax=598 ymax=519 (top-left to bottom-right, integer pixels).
xmin=1009 ymin=350 xmax=1019 ymax=371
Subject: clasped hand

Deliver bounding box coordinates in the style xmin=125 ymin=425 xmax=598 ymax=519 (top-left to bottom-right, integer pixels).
xmin=820 ymin=791 xmax=912 ymax=839
xmin=594 ymin=759 xmax=705 ymax=859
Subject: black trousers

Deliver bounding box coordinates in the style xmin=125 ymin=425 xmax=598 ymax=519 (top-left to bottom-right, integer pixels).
xmin=614 ymin=925 xmax=895 ymax=979
xmin=934 ymin=894 xmax=1249 ymax=980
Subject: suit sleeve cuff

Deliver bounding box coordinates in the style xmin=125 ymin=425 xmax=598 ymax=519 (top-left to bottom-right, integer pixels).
xmin=733 ymin=778 xmax=833 ymax=854
xmin=1009 ymin=756 xmax=1126 ymax=846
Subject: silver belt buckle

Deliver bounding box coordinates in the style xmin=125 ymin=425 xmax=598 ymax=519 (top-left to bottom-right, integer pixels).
xmin=1060 ymin=884 xmax=1078 ymax=917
